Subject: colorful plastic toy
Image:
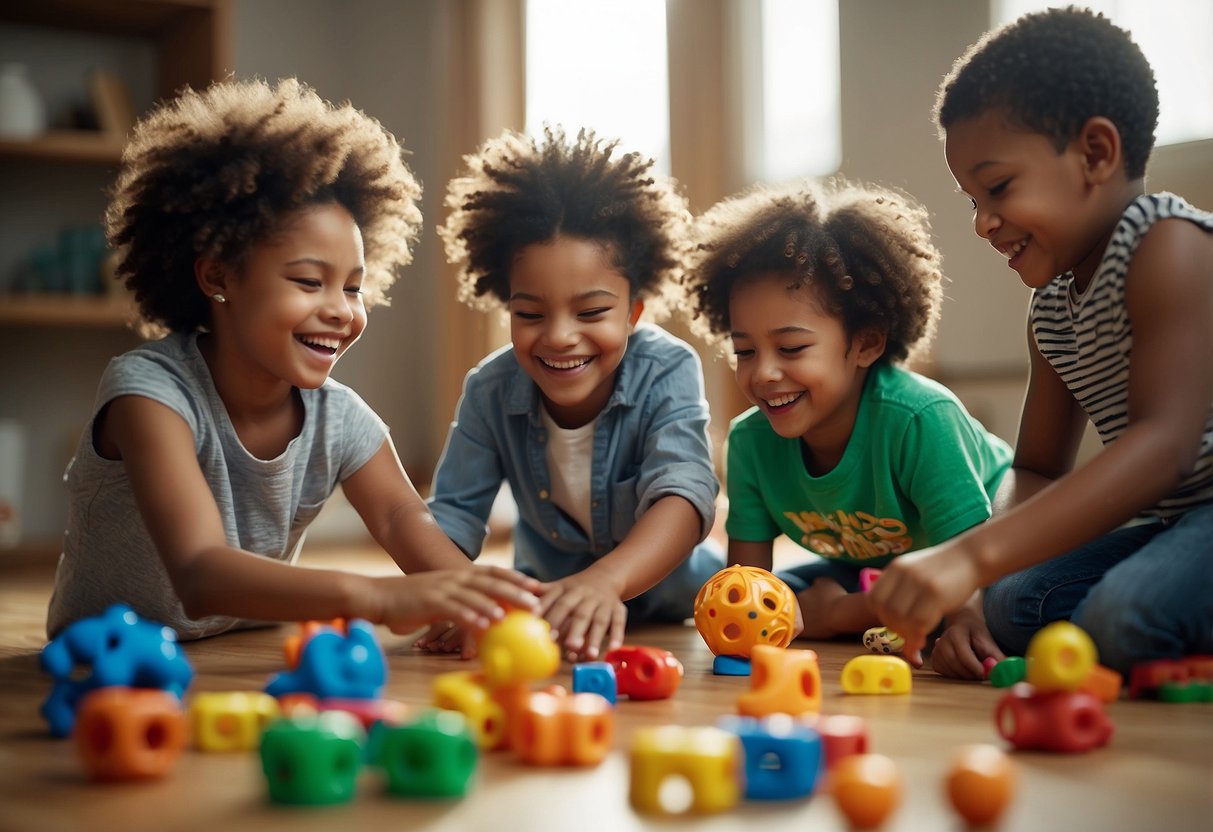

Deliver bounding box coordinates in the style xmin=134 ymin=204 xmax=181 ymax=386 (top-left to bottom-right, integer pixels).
xmin=571 ymin=661 xmax=617 ymax=705
xmin=260 ymin=711 xmax=365 ymax=805
xmin=282 ymin=619 xmax=345 ymax=669
xmin=432 ymin=670 xmax=509 ymax=750
xmin=40 ymin=603 xmax=194 ymax=737
xmin=693 ymin=565 xmax=796 ymax=659
xmin=1128 ymin=655 xmax=1213 ymax=699
xmin=478 ymin=610 xmax=561 ymax=689
xmin=862 ymin=626 xmax=904 ymax=655
xmin=857 ymin=567 xmax=883 ymax=593
xmin=982 ymin=656 xmax=999 ymax=679
xmin=995 ymin=683 xmax=1114 ymax=753
xmin=946 ymin=743 xmax=1016 ymax=826
xmin=629 ymin=725 xmax=740 ymax=815
xmin=510 ymin=689 xmax=614 ymax=766
xmin=264 ymin=618 xmax=386 ymax=701
xmin=1025 ymin=621 xmax=1097 ymax=692
xmin=989 ymin=656 xmax=1027 ymax=688
xmin=376 ymin=709 xmax=478 ymax=798
xmin=74 ymin=687 xmax=187 ymax=781
xmin=841 ymin=655 xmax=912 ymax=695
xmin=1079 ymin=664 xmax=1123 ymax=703
xmin=712 ymin=655 xmax=752 ymax=676
xmin=604 ymin=646 xmax=684 ymax=700
xmin=1159 ymin=681 xmax=1213 ymax=702
xmin=810 ymin=714 xmax=869 ymax=770
xmin=190 ymin=691 xmax=281 ymax=752
xmin=737 ymin=644 xmax=822 ymax=717
xmin=830 ymin=753 xmax=902 ymax=829
xmin=718 ymin=714 xmax=823 ymax=800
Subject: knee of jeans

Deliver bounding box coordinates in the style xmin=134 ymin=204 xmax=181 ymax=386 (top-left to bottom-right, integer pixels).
xmin=982 ymin=576 xmax=1039 ymax=657
xmin=1071 ymin=585 xmax=1157 ymax=674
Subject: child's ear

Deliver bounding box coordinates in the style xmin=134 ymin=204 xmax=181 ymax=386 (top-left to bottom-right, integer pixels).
xmin=628 ymin=298 xmax=645 ymax=329
xmin=1077 ymin=117 xmax=1123 ymax=184
xmin=853 ymin=327 xmax=887 ymax=368
xmin=194 ymin=257 xmax=228 ymax=298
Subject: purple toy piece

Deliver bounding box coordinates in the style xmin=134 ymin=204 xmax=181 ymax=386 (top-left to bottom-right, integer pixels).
xmin=265 ymin=619 xmax=386 ymax=700
xmin=858 ymin=568 xmax=883 ymax=594
xmin=40 ymin=604 xmax=194 ymax=737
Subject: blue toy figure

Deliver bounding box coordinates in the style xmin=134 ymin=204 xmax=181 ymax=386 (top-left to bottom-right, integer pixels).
xmin=40 ymin=604 xmax=194 ymax=737
xmin=718 ymin=714 xmax=823 ymax=800
xmin=265 ymin=619 xmax=386 ymax=700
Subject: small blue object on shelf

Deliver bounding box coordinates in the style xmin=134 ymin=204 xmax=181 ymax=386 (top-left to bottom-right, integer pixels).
xmin=713 ymin=654 xmax=752 ymax=676
xmin=265 ymin=618 xmax=386 ymax=700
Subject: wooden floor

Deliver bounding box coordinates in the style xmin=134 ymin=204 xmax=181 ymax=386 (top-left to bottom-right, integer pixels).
xmin=1 ymin=543 xmax=1210 ymax=832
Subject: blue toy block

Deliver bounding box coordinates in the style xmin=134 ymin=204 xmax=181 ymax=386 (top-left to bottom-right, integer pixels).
xmin=572 ymin=661 xmax=618 ymax=706
xmin=265 ymin=618 xmax=386 ymax=700
xmin=718 ymin=714 xmax=823 ymax=800
xmin=713 ymin=655 xmax=752 ymax=676
xmin=40 ymin=604 xmax=194 ymax=738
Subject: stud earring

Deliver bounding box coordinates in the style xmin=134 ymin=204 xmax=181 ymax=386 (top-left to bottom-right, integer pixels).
xmin=211 ymin=293 xmax=226 ymax=303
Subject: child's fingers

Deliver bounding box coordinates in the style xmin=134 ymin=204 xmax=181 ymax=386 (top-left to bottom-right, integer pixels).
xmin=905 ymin=645 xmax=925 ymax=669
xmin=579 ymin=607 xmax=619 ymax=661
xmin=479 ymin=564 xmax=544 ymax=594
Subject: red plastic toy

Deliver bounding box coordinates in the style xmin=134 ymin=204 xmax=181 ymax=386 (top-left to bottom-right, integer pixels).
xmin=995 ymin=683 xmax=1113 ymax=752
xmin=604 ymin=646 xmax=683 ymax=701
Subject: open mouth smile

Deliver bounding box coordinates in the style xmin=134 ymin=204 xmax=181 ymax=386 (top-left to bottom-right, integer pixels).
xmin=763 ymin=392 xmax=803 ymax=411
xmin=539 ymin=356 xmax=591 ymax=371
xmin=296 ymin=334 xmax=341 ymax=356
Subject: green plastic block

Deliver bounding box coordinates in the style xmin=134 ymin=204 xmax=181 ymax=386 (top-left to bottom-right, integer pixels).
xmin=990 ymin=656 xmax=1027 ymax=688
xmin=377 ymin=708 xmax=478 ymax=798
xmin=1159 ymin=681 xmax=1213 ymax=703
xmin=260 ymin=712 xmax=365 ymax=805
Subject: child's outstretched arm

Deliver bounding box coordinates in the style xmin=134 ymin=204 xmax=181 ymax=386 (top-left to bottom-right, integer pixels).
xmin=870 ymin=222 xmax=1213 ymax=654
xmin=108 ymin=395 xmax=539 ymax=633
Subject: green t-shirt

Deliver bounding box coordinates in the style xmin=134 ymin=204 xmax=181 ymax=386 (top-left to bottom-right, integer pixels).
xmin=725 ymin=363 xmax=1013 ymax=567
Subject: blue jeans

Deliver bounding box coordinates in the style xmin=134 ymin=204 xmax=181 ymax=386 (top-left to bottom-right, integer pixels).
xmin=984 ymin=503 xmax=1213 ymax=674
xmin=776 ymin=557 xmax=867 ymax=595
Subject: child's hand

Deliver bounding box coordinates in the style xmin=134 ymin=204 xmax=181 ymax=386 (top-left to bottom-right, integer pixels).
xmin=377 ymin=565 xmax=540 ymax=636
xmin=867 ymin=544 xmax=981 ymax=658
xmin=930 ymin=605 xmax=1005 ymax=680
xmin=537 ymin=576 xmax=627 ymax=662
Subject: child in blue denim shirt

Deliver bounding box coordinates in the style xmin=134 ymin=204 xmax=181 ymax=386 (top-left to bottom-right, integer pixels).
xmin=428 ymin=127 xmax=725 ymax=661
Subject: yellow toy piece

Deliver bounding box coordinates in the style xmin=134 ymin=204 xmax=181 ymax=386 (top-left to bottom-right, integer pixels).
xmin=630 ymin=725 xmax=740 ymax=815
xmin=190 ymin=691 xmax=280 ymax=752
xmin=478 ymin=610 xmax=561 ymax=689
xmin=737 ymin=644 xmax=822 ymax=717
xmin=862 ymin=626 xmax=905 ymax=655
xmin=1025 ymin=621 xmax=1097 ymax=692
xmin=693 ymin=565 xmax=797 ymax=658
xmin=841 ymin=655 xmax=912 ymax=695
xmin=431 ymin=670 xmax=508 ymax=750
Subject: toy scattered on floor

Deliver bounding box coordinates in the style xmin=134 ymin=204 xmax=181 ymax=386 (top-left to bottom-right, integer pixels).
xmin=74 ymin=686 xmax=187 ymax=780
xmin=278 ymin=693 xmax=410 ymax=731
xmin=571 ymin=661 xmax=617 ymax=705
xmin=477 ymin=610 xmax=561 ymax=688
xmin=510 ymin=687 xmax=614 ymax=766
xmin=718 ymin=714 xmax=823 ymax=800
xmin=264 ymin=618 xmax=386 ymax=700
xmin=1078 ymin=664 xmax=1123 ymax=703
xmin=995 ymin=682 xmax=1114 ymax=752
xmin=946 ymin=743 xmax=1016 ymax=826
xmin=282 ymin=618 xmax=346 ymax=669
xmin=40 ymin=603 xmax=194 ymax=737
xmin=989 ymin=656 xmax=1026 ymax=687
xmin=693 ymin=565 xmax=796 ymax=675
xmin=629 ymin=725 xmax=741 ymax=815
xmin=260 ymin=710 xmax=366 ymax=805
xmin=190 ymin=691 xmax=281 ymax=752
xmin=807 ymin=713 xmax=869 ymax=770
xmin=1128 ymin=655 xmax=1213 ymax=701
xmin=737 ymin=644 xmax=821 ymax=717
xmin=375 ymin=708 xmax=478 ymax=798
xmin=432 ymin=670 xmax=514 ymax=750
xmin=862 ymin=626 xmax=905 ymax=655
xmin=840 ymin=655 xmax=912 ymax=695
xmin=982 ymin=656 xmax=999 ymax=678
xmin=1025 ymin=621 xmax=1096 ymax=691
xmin=604 ymin=646 xmax=684 ymax=700
xmin=829 ymin=753 xmax=902 ymax=829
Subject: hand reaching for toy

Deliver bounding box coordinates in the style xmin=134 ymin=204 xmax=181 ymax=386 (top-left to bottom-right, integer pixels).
xmin=538 ymin=575 xmax=627 ymax=662
xmin=930 ymin=598 xmax=1005 ymax=679
xmin=376 ymin=565 xmax=540 ymax=637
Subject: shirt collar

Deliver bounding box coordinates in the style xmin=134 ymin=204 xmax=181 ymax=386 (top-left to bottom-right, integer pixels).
xmin=502 ymin=332 xmax=641 ymax=419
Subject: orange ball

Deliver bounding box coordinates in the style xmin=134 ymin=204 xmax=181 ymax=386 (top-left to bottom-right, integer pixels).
xmin=831 ymin=753 xmax=902 ymax=829
xmin=946 ymin=744 xmax=1016 ymax=826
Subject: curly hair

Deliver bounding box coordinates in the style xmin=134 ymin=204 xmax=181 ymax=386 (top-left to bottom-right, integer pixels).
xmin=106 ymin=77 xmax=423 ymax=334
xmin=681 ymin=178 xmax=944 ymax=367
xmin=935 ymin=6 xmax=1158 ymax=179
xmin=438 ymin=126 xmax=689 ymax=321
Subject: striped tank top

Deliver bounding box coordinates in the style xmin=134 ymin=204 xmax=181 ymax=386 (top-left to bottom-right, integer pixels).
xmin=1029 ymin=192 xmax=1213 ymax=520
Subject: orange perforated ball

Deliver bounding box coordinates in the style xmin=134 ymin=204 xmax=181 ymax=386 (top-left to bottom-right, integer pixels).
xmin=692 ymin=565 xmax=796 ymax=657
xmin=831 ymin=753 xmax=902 ymax=829
xmin=946 ymin=744 xmax=1016 ymax=826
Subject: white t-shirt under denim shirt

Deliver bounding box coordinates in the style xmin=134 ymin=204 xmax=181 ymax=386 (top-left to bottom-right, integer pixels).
xmin=540 ymin=405 xmax=597 ymax=536
xmin=46 ymin=331 xmax=388 ymax=640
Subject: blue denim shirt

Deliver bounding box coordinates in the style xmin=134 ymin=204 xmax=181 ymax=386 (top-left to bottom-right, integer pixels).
xmin=427 ymin=324 xmax=723 ymax=621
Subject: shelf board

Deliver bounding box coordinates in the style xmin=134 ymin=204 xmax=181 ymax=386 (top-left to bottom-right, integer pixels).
xmin=0 ymin=130 xmax=124 ymax=165
xmin=0 ymin=294 xmax=136 ymax=328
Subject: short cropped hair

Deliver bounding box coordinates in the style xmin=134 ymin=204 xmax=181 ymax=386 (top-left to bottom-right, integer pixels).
xmin=439 ymin=126 xmax=689 ymax=321
xmin=106 ymin=77 xmax=422 ymax=334
xmin=682 ymin=178 xmax=944 ymax=367
xmin=936 ymin=5 xmax=1158 ymax=179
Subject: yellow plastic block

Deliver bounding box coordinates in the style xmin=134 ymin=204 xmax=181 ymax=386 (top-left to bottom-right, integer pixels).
xmin=478 ymin=611 xmax=561 ymax=689
xmin=630 ymin=726 xmax=740 ymax=815
xmin=737 ymin=644 xmax=822 ymax=716
xmin=190 ymin=691 xmax=280 ymax=752
xmin=432 ymin=670 xmax=508 ymax=750
xmin=841 ymin=655 xmax=912 ymax=695
xmin=1026 ymin=621 xmax=1097 ymax=692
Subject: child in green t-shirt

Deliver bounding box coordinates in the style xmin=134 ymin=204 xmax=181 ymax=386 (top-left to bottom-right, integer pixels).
xmin=681 ymin=177 xmax=1012 ymax=679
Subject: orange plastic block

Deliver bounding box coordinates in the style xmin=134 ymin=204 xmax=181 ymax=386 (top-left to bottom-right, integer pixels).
xmin=737 ymin=644 xmax=822 ymax=717
xmin=75 ymin=687 xmax=187 ymax=780
xmin=190 ymin=691 xmax=280 ymax=751
xmin=693 ymin=565 xmax=796 ymax=658
xmin=1025 ymin=621 xmax=1097 ymax=692
xmin=1078 ymin=664 xmax=1123 ymax=703
xmin=630 ymin=726 xmax=740 ymax=815
xmin=478 ymin=611 xmax=561 ymax=689
xmin=840 ymin=655 xmax=911 ymax=695
xmin=510 ymin=689 xmax=614 ymax=766
xmin=432 ymin=670 xmax=508 ymax=750
xmin=283 ymin=619 xmax=346 ymax=669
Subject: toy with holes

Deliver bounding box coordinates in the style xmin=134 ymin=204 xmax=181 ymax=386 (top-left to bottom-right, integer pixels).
xmin=477 ymin=609 xmax=561 ymax=689
xmin=809 ymin=713 xmax=869 ymax=770
xmin=737 ymin=644 xmax=822 ymax=717
xmin=841 ymin=655 xmax=912 ymax=695
xmin=509 ymin=687 xmax=614 ymax=766
xmin=190 ymin=691 xmax=281 ymax=752
xmin=604 ymin=645 xmax=684 ymax=700
xmin=432 ymin=670 xmax=512 ymax=751
xmin=571 ymin=661 xmax=617 ymax=705
xmin=374 ymin=708 xmax=479 ymax=798
xmin=74 ymin=687 xmax=188 ymax=781
xmin=718 ymin=714 xmax=823 ymax=800
xmin=1129 ymin=655 xmax=1213 ymax=702
xmin=265 ymin=618 xmax=386 ymax=700
xmin=693 ymin=565 xmax=796 ymax=676
xmin=630 ymin=725 xmax=741 ymax=816
xmin=40 ymin=603 xmax=195 ymax=737
xmin=260 ymin=710 xmax=366 ymax=805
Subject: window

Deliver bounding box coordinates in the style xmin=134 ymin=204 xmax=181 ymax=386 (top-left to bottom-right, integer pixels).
xmin=995 ymin=1 xmax=1213 ymax=146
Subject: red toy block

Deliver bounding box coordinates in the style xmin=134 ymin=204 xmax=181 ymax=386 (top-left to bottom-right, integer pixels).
xmin=1128 ymin=659 xmax=1190 ymax=699
xmin=1181 ymin=655 xmax=1213 ymax=680
xmin=737 ymin=644 xmax=821 ymax=717
xmin=807 ymin=713 xmax=869 ymax=770
xmin=995 ymin=683 xmax=1113 ymax=753
xmin=510 ymin=689 xmax=614 ymax=766
xmin=75 ymin=687 xmax=187 ymax=780
xmin=604 ymin=646 xmax=684 ymax=700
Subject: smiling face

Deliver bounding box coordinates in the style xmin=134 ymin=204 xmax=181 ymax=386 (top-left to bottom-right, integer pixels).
xmin=944 ymin=109 xmax=1121 ymax=291
xmin=508 ymin=236 xmax=641 ymax=428
xmin=206 ymin=202 xmax=367 ymax=392
xmin=729 ymin=272 xmax=884 ymax=472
